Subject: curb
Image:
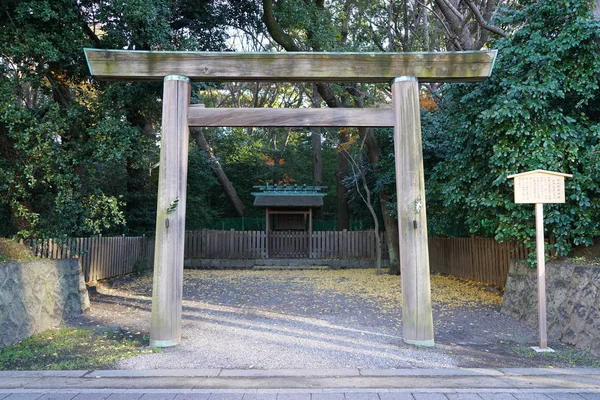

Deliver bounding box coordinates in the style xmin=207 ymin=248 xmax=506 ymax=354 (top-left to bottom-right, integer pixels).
xmin=2 ymin=368 xmax=600 ymax=379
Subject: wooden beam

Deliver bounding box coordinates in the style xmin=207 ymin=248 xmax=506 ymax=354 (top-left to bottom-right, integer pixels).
xmin=392 ymin=76 xmax=434 ymax=347
xmin=84 ymin=49 xmax=497 ymax=83
xmin=150 ymin=75 xmax=191 ymax=348
xmin=188 ymin=106 xmax=394 ymax=127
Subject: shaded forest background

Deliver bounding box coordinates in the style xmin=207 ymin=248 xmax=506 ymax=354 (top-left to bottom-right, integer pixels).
xmin=1 ymin=0 xmax=599 ymax=267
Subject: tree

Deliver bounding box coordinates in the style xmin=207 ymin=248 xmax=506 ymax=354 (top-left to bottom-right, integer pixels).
xmin=0 ymin=0 xmax=262 ymax=237
xmin=0 ymin=0 xmax=132 ymax=237
xmin=430 ymin=0 xmax=600 ymax=255
xmin=191 ymin=127 xmax=246 ymax=216
xmin=433 ymin=0 xmax=507 ymax=50
xmin=338 ymin=128 xmax=384 ymax=273
xmin=261 ymin=0 xmax=406 ymax=267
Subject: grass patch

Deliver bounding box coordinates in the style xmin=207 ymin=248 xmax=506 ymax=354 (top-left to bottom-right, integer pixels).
xmin=512 ymin=346 xmax=600 ymax=367
xmin=0 ymin=327 xmax=155 ymax=370
xmin=0 ymin=238 xmax=37 ymax=263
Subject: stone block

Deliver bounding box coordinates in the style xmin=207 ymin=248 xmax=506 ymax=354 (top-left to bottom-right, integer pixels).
xmin=502 ymin=260 xmax=600 ymax=357
xmin=0 ymin=259 xmax=89 ymax=348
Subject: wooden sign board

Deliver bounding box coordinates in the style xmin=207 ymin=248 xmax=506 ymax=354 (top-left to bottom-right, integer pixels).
xmin=507 ymin=170 xmax=572 ymax=204
xmin=507 ymin=168 xmax=572 ymax=352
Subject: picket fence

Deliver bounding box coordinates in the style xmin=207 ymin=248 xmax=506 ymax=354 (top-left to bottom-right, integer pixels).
xmin=184 ymin=230 xmax=383 ymax=260
xmin=23 ymin=231 xmax=551 ymax=287
xmin=22 ymin=235 xmax=155 ymax=283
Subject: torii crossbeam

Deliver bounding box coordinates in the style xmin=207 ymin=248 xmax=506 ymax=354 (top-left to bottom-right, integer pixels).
xmin=85 ymin=49 xmax=497 ymax=348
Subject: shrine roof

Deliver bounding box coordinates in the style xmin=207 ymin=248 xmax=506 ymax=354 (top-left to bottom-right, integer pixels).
xmin=252 ymin=184 xmax=326 ymax=208
xmin=254 ymin=196 xmax=323 ymax=207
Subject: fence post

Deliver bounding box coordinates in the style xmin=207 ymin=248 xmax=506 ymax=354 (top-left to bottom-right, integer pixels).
xmin=229 ymin=228 xmax=235 ymax=258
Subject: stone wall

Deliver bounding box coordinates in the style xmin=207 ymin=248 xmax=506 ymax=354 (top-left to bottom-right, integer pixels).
xmin=502 ymin=260 xmax=600 ymax=356
xmin=0 ymin=259 xmax=90 ymax=347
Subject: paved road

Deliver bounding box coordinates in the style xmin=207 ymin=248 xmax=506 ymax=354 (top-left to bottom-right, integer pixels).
xmin=1 ymin=368 xmax=599 ymax=400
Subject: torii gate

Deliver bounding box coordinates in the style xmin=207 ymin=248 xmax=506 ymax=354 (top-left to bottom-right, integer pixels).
xmin=85 ymin=49 xmax=497 ymax=348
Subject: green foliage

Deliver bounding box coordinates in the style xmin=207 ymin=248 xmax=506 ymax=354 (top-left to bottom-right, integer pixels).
xmin=430 ymin=0 xmax=600 ymax=253
xmin=273 ymin=0 xmax=338 ymax=50
xmin=0 ymin=0 xmax=262 ymax=238
xmin=207 ymin=127 xmax=270 ymax=214
xmin=185 ymin=145 xmax=223 ymax=229
xmin=0 ymin=327 xmax=152 ymax=370
xmin=133 ymin=257 xmax=152 ymax=275
xmin=201 ymin=125 xmax=340 ymax=219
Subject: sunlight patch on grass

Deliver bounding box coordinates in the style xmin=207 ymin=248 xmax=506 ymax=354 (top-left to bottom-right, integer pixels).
xmin=0 ymin=327 xmax=154 ymax=370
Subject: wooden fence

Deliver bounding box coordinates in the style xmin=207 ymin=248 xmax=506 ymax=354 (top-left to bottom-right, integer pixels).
xmin=23 ymin=231 xmax=550 ymax=287
xmin=184 ymin=230 xmax=382 ymax=259
xmin=22 ymin=235 xmax=155 ymax=283
xmin=184 ymin=230 xmax=268 ymax=259
xmin=310 ymin=230 xmax=383 ymax=260
xmin=427 ymin=236 xmax=554 ymax=288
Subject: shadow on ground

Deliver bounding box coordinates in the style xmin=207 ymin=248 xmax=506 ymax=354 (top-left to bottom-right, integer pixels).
xmin=71 ymin=269 xmax=600 ymax=370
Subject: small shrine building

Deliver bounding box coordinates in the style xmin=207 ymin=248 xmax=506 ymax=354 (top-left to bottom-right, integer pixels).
xmin=252 ymin=184 xmax=326 ymax=258
xmin=252 ymin=184 xmax=327 ymax=232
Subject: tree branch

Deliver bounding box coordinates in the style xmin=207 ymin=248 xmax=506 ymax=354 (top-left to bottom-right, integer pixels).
xmin=81 ymin=23 xmax=102 ymax=48
xmin=463 ymin=0 xmax=507 ymax=37
xmin=262 ymin=0 xmax=301 ymax=51
xmin=426 ymin=1 xmax=465 ymax=50
xmin=436 ymin=0 xmax=464 ymax=22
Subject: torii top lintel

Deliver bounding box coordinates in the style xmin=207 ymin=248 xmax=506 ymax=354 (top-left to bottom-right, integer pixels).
xmin=84 ymin=49 xmax=497 ymax=83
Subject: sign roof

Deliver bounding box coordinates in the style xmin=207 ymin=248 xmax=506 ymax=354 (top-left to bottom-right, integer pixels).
xmin=507 ymin=169 xmax=573 ymax=179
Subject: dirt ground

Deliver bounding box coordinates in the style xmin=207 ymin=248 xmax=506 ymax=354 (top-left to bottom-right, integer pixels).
xmin=73 ymin=269 xmax=600 ymax=369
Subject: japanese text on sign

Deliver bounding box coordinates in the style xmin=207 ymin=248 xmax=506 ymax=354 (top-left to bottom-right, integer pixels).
xmin=513 ymin=174 xmax=565 ymax=204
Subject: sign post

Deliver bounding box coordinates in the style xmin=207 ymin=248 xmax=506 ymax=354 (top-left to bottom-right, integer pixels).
xmin=507 ymin=169 xmax=572 ymax=352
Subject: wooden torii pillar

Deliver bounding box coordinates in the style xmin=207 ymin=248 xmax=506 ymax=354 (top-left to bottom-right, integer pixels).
xmin=85 ymin=49 xmax=497 ymax=347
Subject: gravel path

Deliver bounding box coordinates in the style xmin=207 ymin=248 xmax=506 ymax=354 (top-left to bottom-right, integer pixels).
xmin=79 ymin=269 xmax=600 ymax=370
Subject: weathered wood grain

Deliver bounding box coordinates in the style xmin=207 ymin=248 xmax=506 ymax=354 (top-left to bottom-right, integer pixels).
xmin=392 ymin=77 xmax=435 ymax=346
xmin=150 ymin=76 xmax=191 ymax=348
xmin=535 ymin=203 xmax=549 ymax=349
xmin=188 ymin=106 xmax=395 ymax=127
xmin=84 ymin=49 xmax=497 ymax=83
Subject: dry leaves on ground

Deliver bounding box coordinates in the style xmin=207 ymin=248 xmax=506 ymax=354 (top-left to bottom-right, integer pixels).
xmin=112 ymin=268 xmax=502 ymax=312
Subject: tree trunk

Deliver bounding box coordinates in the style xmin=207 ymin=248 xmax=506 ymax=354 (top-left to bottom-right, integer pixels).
xmin=402 ymin=0 xmax=409 ymax=51
xmin=381 ymin=192 xmax=401 ymax=275
xmin=356 ymin=128 xmax=401 ymax=274
xmin=312 ymin=127 xmax=324 ymax=219
xmin=360 ymin=173 xmax=382 ymax=274
xmin=311 ymin=85 xmax=324 ymax=189
xmin=190 ymin=127 xmax=245 ymax=217
xmin=423 ymin=6 xmax=430 ymax=51
xmin=336 ymin=130 xmax=350 ymax=231
xmin=312 ymin=128 xmax=323 ymax=186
